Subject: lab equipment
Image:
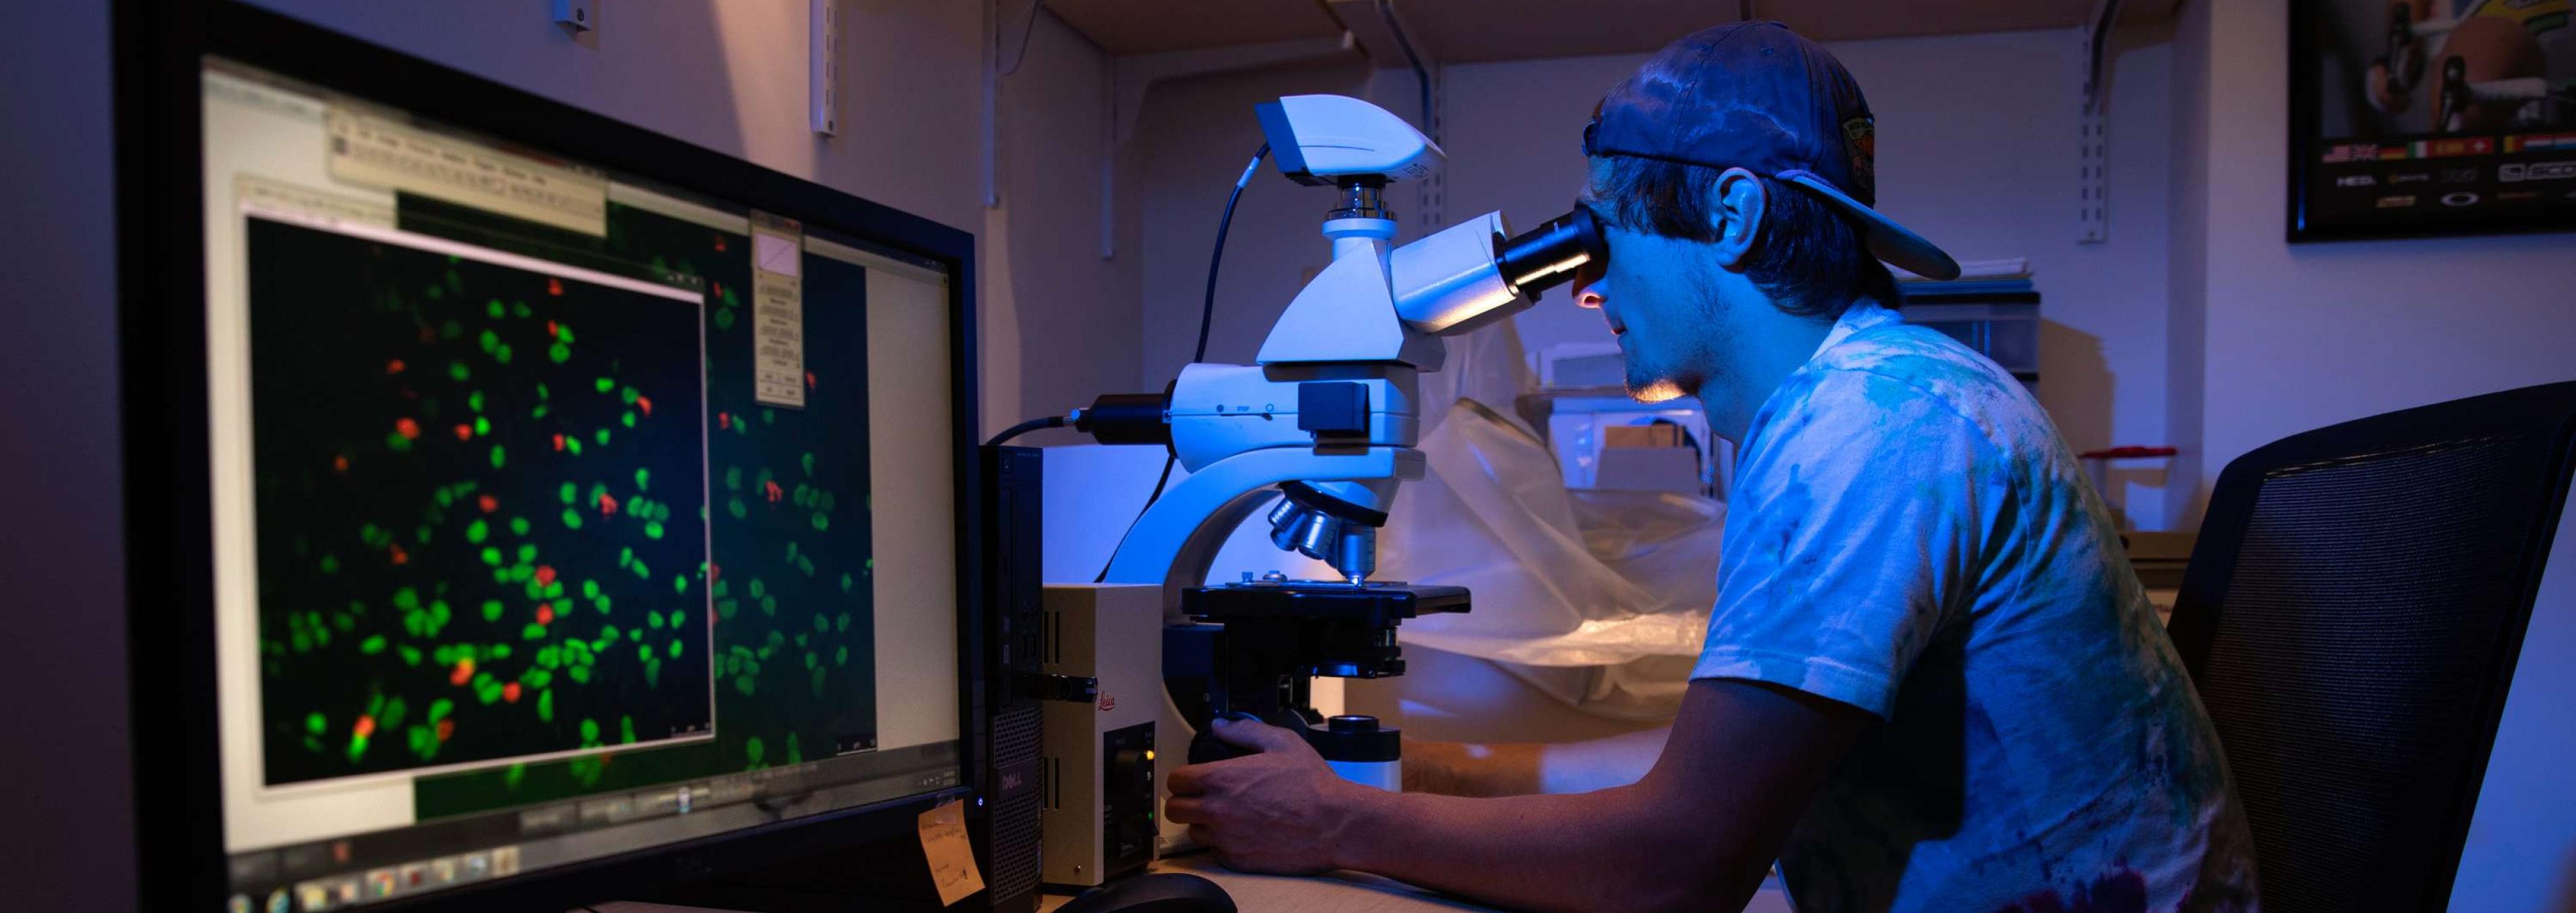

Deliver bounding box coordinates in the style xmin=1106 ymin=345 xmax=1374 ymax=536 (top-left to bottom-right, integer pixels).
xmin=1039 ymin=95 xmax=1601 ymax=862
xmin=138 ymin=5 xmax=997 ymax=912
xmin=1039 ymin=585 xmax=1165 ymax=888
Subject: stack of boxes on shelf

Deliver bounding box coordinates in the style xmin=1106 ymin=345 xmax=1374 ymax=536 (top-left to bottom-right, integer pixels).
xmin=1894 ymin=257 xmax=2039 ymax=395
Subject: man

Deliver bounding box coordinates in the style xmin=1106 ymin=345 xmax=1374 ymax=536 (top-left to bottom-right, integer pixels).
xmin=1164 ymin=22 xmax=2258 ymax=913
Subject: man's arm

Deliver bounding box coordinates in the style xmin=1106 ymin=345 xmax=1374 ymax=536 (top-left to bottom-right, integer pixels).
xmin=1405 ymin=726 xmax=1671 ymax=797
xmin=1165 ymin=678 xmax=1870 ymax=913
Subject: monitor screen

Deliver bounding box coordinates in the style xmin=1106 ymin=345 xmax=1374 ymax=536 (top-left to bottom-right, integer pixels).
xmin=200 ymin=56 xmax=963 ymax=912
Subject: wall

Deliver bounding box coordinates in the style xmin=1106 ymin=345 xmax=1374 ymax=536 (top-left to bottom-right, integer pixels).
xmin=1131 ymin=26 xmax=2183 ymax=528
xmin=2168 ymin=1 xmax=2576 ymax=908
xmin=0 ymin=3 xmax=132 ymax=912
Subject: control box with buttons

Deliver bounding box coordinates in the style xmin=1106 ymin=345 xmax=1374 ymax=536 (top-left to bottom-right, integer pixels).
xmin=1037 ymin=584 xmax=1160 ymax=888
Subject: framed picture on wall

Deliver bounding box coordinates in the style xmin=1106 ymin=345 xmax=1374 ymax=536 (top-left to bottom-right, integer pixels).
xmin=2289 ymin=0 xmax=2576 ymax=241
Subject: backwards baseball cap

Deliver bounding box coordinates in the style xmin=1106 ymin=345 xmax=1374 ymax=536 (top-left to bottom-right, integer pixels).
xmin=1585 ymin=22 xmax=1960 ymax=281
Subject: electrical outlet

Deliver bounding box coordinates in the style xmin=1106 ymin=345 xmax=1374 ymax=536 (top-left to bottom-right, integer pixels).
xmin=552 ymin=0 xmax=595 ymax=32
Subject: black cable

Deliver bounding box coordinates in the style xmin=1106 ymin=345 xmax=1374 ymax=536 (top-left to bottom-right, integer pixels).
xmin=1094 ymin=141 xmax=1268 ymax=583
xmin=985 ymin=414 xmax=1064 ymax=447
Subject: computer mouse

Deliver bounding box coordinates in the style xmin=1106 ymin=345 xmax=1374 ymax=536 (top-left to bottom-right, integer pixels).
xmin=1052 ymin=872 xmax=1236 ymax=913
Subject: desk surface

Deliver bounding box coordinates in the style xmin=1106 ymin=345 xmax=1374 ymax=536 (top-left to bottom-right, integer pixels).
xmin=1038 ymin=854 xmax=1795 ymax=913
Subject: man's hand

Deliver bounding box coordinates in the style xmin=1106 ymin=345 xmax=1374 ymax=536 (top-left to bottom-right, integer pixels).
xmin=1162 ymin=717 xmax=1363 ymax=875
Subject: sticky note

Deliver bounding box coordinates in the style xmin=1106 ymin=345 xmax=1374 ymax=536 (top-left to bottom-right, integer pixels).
xmin=916 ymin=798 xmax=985 ymax=906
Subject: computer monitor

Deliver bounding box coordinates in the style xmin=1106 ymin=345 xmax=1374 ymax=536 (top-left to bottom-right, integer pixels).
xmin=119 ymin=5 xmax=983 ymax=911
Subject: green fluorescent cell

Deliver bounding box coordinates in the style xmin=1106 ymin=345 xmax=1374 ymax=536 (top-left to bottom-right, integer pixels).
xmin=478 ymin=330 xmax=499 ymax=354
xmin=481 ymin=599 xmax=504 ymax=622
xmin=760 ymin=595 xmax=778 ymax=616
xmin=466 ymin=519 xmax=489 ymax=544
xmin=811 ymin=512 xmax=829 ymax=532
xmin=620 ymin=715 xmax=635 ymax=744
xmin=835 ymin=645 xmax=850 ymax=666
xmin=596 ymin=376 xmax=615 ymax=393
xmin=748 ymin=578 xmax=766 ymax=599
xmin=474 ymin=416 xmax=491 ymax=437
xmin=509 ymin=516 xmax=531 ymax=536
xmin=727 ymin=498 xmax=747 ymax=520
xmin=672 ymin=574 xmax=687 ymax=595
xmin=494 ymin=343 xmax=513 ymax=364
xmin=491 ymin=644 xmax=512 ymax=659
xmin=634 ymin=468 xmax=650 ymax=491
xmin=559 ymin=481 xmax=578 ymax=505
xmin=489 ymin=445 xmax=505 ymax=468
xmin=669 ymin=610 xmax=687 ymax=628
xmin=307 ymin=712 xmax=327 ymax=735
xmin=622 ymin=411 xmax=637 ymax=428
xmin=523 ymin=623 xmax=548 ymax=641
xmin=645 ymin=521 xmax=664 ymax=541
xmin=667 ymin=640 xmax=683 ymax=660
xmin=517 ymin=544 xmax=537 ymax=562
xmin=548 ymin=341 xmax=571 ymax=364
xmin=565 ymin=437 xmax=581 ymax=455
xmin=449 ymin=361 xmax=470 ymax=382
xmin=537 ymin=383 xmax=550 ymax=400
xmin=631 ymin=560 xmax=650 ymax=579
xmin=581 ymin=579 xmax=600 ymax=599
xmin=429 ymin=698 xmax=452 ymax=724
xmin=637 ymin=643 xmax=653 ymax=664
xmin=763 ymin=409 xmax=776 ymax=424
xmin=487 ymin=299 xmax=505 ymax=318
xmin=360 ymin=635 xmax=386 ymax=655
xmin=581 ymin=718 xmax=601 ymax=744
xmin=620 ymin=386 xmax=639 ymax=405
xmin=647 ymin=610 xmax=664 ymax=630
xmin=533 ymin=404 xmax=550 ymax=420
xmin=724 ymin=467 xmax=740 ymax=491
xmin=596 ymin=428 xmax=612 ymax=447
xmin=318 ymin=554 xmax=339 ymax=574
xmin=481 ymin=546 xmax=502 ymax=566
xmin=394 ymin=588 xmax=422 ymax=612
xmin=398 ymin=645 xmax=422 ymax=666
xmin=840 ymin=573 xmax=852 ymax=593
xmin=593 ymin=594 xmax=612 ymax=614
xmin=801 ymin=453 xmax=815 ymax=476
xmin=512 ymin=301 xmax=531 ymax=318
xmin=716 ymin=599 xmax=738 ymax=620
xmin=558 ymin=325 xmax=577 ymax=343
xmin=568 ymin=665 xmax=591 ymax=685
xmin=538 ymin=689 xmax=554 ymax=722
xmin=469 ymin=390 xmax=486 ymax=413
xmin=385 ymin=432 xmax=412 ymax=453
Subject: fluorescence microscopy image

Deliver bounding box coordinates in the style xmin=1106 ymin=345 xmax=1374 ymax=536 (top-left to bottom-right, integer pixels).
xmin=245 ymin=214 xmax=713 ymax=786
xmin=403 ymin=201 xmax=881 ymax=818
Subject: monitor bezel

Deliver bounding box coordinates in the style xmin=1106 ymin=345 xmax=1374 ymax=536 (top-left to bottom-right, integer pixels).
xmin=114 ymin=3 xmax=988 ymax=910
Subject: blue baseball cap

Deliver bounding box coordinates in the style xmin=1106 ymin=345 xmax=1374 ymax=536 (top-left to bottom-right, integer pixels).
xmin=1585 ymin=22 xmax=1960 ymax=280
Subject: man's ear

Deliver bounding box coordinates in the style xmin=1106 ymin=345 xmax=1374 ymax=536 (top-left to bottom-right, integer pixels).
xmin=1707 ymin=167 xmax=1766 ymax=269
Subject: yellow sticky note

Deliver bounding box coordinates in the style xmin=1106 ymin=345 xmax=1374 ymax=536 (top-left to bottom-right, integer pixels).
xmin=916 ymin=798 xmax=986 ymax=906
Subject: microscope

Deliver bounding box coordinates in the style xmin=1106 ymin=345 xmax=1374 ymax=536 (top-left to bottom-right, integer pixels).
xmin=1046 ymin=93 xmax=1606 ymax=860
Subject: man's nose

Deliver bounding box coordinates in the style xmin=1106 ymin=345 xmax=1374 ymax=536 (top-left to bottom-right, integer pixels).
xmin=1575 ymin=279 xmax=1605 ymax=311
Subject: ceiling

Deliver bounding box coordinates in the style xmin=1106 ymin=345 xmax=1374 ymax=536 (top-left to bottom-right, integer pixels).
xmin=1046 ymin=0 xmax=2180 ymax=64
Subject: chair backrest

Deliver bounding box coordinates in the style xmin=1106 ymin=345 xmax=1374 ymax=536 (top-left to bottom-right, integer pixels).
xmin=2167 ymin=381 xmax=2576 ymax=913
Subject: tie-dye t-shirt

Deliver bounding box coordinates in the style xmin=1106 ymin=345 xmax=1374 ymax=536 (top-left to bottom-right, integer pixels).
xmin=1695 ymin=303 xmax=2258 ymax=912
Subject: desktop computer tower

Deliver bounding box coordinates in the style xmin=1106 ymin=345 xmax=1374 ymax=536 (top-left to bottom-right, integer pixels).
xmin=975 ymin=445 xmax=1046 ymax=912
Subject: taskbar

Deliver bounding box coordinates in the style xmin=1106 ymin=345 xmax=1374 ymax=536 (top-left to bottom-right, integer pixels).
xmin=222 ymin=740 xmax=961 ymax=912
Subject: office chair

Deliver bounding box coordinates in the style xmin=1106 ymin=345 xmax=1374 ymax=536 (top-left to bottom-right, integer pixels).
xmin=2166 ymin=381 xmax=2576 ymax=912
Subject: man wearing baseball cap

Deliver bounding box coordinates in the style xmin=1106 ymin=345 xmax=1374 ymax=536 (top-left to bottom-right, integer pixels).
xmin=1165 ymin=22 xmax=2258 ymax=912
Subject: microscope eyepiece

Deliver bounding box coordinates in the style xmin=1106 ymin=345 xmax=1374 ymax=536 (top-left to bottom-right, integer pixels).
xmin=1494 ymin=207 xmax=1605 ymax=298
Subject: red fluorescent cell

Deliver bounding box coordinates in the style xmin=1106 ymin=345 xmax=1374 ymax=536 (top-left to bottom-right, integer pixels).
xmin=535 ymin=565 xmax=557 ymax=586
xmin=354 ymin=715 xmax=376 ymax=740
xmin=600 ymin=493 xmax=619 ymax=516
xmin=453 ymin=424 xmax=473 ymax=441
xmin=478 ymin=494 xmax=499 ymax=513
xmin=547 ymin=277 xmax=564 ymax=297
xmin=708 ymin=562 xmax=721 ymax=583
xmin=417 ymin=326 xmax=436 ymax=343
xmin=548 ymin=320 xmax=559 ymax=339
xmin=395 ymin=418 xmax=421 ymax=441
xmin=719 ymin=412 xmax=731 ymax=430
xmin=449 ymin=658 xmax=475 ymax=686
xmin=389 ymin=543 xmax=409 ymax=566
xmin=764 ymin=480 xmax=783 ymax=503
xmin=333 ymin=455 xmax=349 ymax=473
xmin=805 ymin=370 xmax=816 ymax=389
xmin=553 ymin=433 xmax=566 ymax=452
xmin=387 ymin=359 xmax=406 ymax=374
xmin=537 ymin=603 xmax=555 ymax=625
xmin=636 ymin=395 xmax=654 ymax=417
xmin=436 ymin=719 xmax=455 ymax=742
xmin=503 ymin=682 xmax=522 ymax=704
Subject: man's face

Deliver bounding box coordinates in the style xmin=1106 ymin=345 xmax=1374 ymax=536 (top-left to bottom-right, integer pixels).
xmin=1573 ymin=214 xmax=1726 ymax=404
